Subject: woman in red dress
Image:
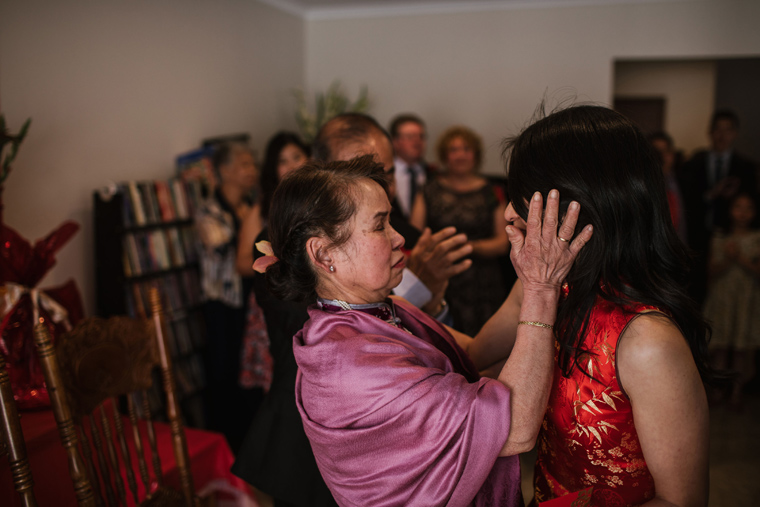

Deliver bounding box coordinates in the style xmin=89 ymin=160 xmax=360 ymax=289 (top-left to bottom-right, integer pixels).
xmin=503 ymin=105 xmax=712 ymax=506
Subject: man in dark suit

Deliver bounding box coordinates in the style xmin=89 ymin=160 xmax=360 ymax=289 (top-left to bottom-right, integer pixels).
xmin=389 ymin=114 xmax=436 ymax=219
xmin=679 ymin=109 xmax=758 ymax=303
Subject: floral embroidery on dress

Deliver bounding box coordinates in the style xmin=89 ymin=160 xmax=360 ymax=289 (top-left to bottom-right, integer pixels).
xmin=533 ymin=297 xmax=658 ymax=507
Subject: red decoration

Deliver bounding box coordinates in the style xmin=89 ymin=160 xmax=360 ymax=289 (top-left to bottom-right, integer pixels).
xmin=0 ymin=220 xmax=84 ymax=409
xmin=539 ymin=487 xmax=593 ymax=507
xmin=0 ymin=115 xmax=84 ymax=408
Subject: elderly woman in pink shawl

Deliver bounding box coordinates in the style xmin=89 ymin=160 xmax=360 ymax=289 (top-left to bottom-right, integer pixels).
xmin=256 ymin=155 xmax=591 ymax=507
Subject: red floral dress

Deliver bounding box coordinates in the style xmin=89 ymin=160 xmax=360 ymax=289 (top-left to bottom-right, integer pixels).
xmin=533 ymin=297 xmax=658 ymax=507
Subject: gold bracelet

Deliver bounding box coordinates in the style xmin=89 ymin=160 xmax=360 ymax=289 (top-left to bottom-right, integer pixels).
xmin=518 ymin=320 xmax=554 ymax=330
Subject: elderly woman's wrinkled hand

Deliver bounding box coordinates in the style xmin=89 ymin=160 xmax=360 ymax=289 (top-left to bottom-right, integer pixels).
xmin=507 ymin=190 xmax=592 ymax=295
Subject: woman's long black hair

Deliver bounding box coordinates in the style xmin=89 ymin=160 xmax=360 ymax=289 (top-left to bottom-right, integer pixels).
xmin=504 ymin=104 xmax=715 ymax=384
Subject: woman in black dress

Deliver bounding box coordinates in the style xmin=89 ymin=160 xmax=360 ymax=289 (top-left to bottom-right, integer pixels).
xmin=411 ymin=126 xmax=510 ymax=336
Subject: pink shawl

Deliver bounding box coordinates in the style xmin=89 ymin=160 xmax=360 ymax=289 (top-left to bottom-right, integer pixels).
xmin=294 ymin=297 xmax=521 ymax=507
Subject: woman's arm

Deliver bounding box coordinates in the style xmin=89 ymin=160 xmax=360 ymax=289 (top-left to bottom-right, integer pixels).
xmin=495 ymin=282 xmax=562 ymax=456
xmin=409 ymin=193 xmax=426 ymax=231
xmin=454 ymin=279 xmax=523 ymax=370
xmin=470 ymin=203 xmax=509 ymax=258
xmin=235 ymin=202 xmax=262 ymax=276
xmin=617 ymin=314 xmax=709 ymax=507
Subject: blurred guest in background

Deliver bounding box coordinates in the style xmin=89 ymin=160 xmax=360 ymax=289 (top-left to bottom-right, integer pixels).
xmin=649 ymin=131 xmax=687 ymax=243
xmin=411 ymin=125 xmax=509 ymax=336
xmin=389 ymin=113 xmax=432 ymax=218
xmin=237 ymin=132 xmax=310 ymax=277
xmin=680 ymin=109 xmax=758 ymax=303
xmin=195 ymin=142 xmax=257 ymax=451
xmin=703 ymin=191 xmax=760 ymax=406
xmin=234 ymin=132 xmax=310 ymax=433
xmin=233 ymin=130 xmax=332 ymax=507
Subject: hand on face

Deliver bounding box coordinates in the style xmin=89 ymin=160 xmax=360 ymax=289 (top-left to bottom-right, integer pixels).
xmin=505 ymin=190 xmax=593 ymax=295
xmin=406 ymin=226 xmax=473 ymax=297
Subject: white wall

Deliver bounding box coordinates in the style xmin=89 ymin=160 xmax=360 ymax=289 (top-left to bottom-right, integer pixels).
xmin=614 ymin=60 xmax=717 ymax=155
xmin=0 ymin=1 xmax=305 ymax=314
xmin=4 ymin=0 xmax=760 ymax=316
xmin=305 ymin=0 xmax=760 ymax=175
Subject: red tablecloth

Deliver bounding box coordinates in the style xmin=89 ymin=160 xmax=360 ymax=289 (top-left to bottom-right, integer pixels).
xmin=0 ymin=407 xmax=256 ymax=506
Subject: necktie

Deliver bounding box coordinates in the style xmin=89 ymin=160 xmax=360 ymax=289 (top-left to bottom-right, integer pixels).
xmin=713 ymin=153 xmax=725 ymax=185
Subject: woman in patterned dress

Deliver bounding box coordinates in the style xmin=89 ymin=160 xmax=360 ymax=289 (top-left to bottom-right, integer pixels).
xmin=503 ymin=105 xmax=713 ymax=506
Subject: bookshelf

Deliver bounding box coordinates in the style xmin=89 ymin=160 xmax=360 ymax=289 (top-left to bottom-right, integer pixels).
xmin=93 ymin=179 xmax=207 ymax=427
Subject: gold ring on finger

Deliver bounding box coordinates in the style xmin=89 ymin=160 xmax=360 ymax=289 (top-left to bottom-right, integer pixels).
xmin=558 ymin=236 xmax=571 ymax=243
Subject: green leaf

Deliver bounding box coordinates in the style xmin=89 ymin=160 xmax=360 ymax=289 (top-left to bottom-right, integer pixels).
xmin=0 ymin=115 xmax=32 ymax=184
xmin=290 ymin=81 xmax=371 ymax=143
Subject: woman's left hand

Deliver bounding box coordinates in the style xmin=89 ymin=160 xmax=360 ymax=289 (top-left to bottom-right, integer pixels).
xmin=506 ymin=189 xmax=592 ymax=295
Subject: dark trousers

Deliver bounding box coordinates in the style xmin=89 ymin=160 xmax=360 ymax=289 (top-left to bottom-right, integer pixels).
xmin=202 ymin=300 xmax=262 ymax=453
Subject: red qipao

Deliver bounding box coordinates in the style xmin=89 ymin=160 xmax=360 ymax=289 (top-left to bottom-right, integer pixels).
xmin=294 ymin=297 xmax=521 ymax=507
xmin=533 ymin=297 xmax=658 ymax=506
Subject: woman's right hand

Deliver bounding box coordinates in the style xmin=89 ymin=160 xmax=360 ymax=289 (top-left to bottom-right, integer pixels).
xmin=496 ymin=190 xmax=592 ymax=456
xmin=506 ymin=190 xmax=592 ymax=295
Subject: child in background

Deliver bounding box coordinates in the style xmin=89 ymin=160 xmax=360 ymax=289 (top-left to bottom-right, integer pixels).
xmin=704 ymin=192 xmax=760 ymax=405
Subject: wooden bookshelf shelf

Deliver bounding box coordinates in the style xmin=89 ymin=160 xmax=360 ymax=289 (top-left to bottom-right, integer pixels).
xmin=94 ymin=179 xmax=207 ymax=428
xmin=124 ymin=262 xmax=200 ymax=282
xmin=122 ymin=218 xmax=194 ymax=233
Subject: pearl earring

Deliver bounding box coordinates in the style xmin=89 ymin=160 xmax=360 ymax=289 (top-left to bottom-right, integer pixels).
xmin=329 ymin=265 xmax=335 ymax=272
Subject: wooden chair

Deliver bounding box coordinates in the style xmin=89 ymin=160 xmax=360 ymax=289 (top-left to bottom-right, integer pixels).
xmin=0 ymin=350 xmax=37 ymax=506
xmin=33 ymin=286 xmax=197 ymax=506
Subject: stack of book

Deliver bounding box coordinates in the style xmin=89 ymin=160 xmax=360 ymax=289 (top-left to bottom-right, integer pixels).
xmin=93 ymin=178 xmax=209 ymax=426
xmin=119 ymin=179 xmax=203 ymax=227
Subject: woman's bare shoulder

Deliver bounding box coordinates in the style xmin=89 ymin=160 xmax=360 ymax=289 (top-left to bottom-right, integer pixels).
xmin=617 ymin=312 xmax=697 ymax=394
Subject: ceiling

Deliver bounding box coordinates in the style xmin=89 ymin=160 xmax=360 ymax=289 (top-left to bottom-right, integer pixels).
xmin=258 ymin=0 xmax=674 ymax=20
